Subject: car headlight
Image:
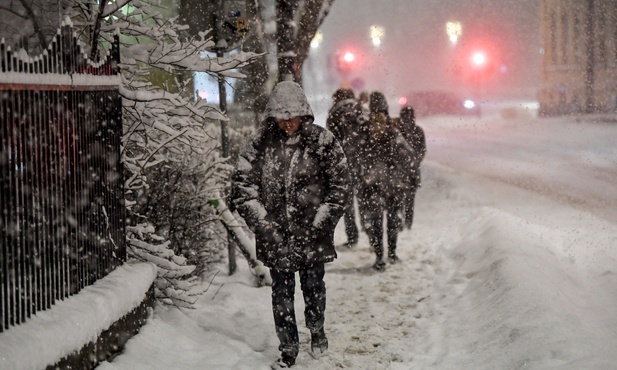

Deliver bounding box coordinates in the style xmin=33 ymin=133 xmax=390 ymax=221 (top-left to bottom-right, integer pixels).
xmin=463 ymin=100 xmax=476 ymax=109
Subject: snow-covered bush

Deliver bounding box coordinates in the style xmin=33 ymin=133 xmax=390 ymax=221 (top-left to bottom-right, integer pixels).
xmin=134 ymin=153 xmax=229 ymax=275
xmin=66 ymin=0 xmax=260 ymax=306
xmin=126 ymin=223 xmax=204 ymax=307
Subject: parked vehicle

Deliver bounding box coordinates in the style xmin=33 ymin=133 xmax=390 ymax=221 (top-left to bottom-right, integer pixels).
xmin=406 ymin=90 xmax=480 ymax=117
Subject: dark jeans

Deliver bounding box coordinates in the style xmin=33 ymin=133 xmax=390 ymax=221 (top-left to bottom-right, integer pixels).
xmin=364 ymin=203 xmax=401 ymax=259
xmin=270 ymin=264 xmax=326 ymax=359
xmin=344 ymin=193 xmax=359 ymax=243
xmin=403 ymin=190 xmax=417 ymax=228
xmin=360 ymin=186 xmax=402 ymax=259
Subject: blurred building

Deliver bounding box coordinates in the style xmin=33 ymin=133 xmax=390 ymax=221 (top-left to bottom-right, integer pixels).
xmin=539 ymin=0 xmax=617 ymax=116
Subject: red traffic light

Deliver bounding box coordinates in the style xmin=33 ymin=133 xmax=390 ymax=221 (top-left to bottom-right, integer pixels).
xmin=336 ymin=49 xmax=357 ymax=74
xmin=471 ymin=51 xmax=487 ymax=67
xmin=343 ymin=51 xmax=355 ymax=63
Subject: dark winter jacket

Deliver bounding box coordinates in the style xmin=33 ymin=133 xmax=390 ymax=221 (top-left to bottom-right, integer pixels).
xmin=369 ymin=91 xmax=389 ymax=116
xmin=357 ymin=111 xmax=416 ymax=202
xmin=231 ymin=81 xmax=350 ymax=271
xmin=396 ymin=106 xmax=427 ymax=189
xmin=326 ymin=98 xmax=363 ymax=174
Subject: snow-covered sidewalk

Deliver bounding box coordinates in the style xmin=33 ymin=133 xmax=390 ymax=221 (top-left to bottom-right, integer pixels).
xmin=98 ymin=162 xmax=617 ymax=369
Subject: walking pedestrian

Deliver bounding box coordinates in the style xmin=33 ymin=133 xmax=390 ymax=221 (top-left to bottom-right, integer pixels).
xmin=357 ymin=91 xmax=415 ymax=271
xmin=395 ymin=105 xmax=426 ymax=229
xmin=357 ymin=91 xmax=370 ymax=124
xmin=354 ymin=90 xmax=371 ymax=227
xmin=231 ymin=81 xmax=350 ymax=369
xmin=326 ymin=88 xmax=363 ymax=247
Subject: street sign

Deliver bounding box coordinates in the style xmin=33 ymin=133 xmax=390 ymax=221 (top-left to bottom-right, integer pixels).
xmin=180 ymin=0 xmax=253 ymax=53
xmin=219 ymin=0 xmax=249 ymax=49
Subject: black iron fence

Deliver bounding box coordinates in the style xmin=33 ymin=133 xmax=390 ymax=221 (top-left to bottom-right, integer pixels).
xmin=0 ymin=24 xmax=125 ymax=333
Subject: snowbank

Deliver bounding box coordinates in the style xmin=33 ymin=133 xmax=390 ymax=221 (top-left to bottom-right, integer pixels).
xmin=0 ymin=262 xmax=157 ymax=370
xmin=433 ymin=207 xmax=617 ymax=369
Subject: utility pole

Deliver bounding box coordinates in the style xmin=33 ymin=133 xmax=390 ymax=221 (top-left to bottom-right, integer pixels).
xmin=215 ymin=0 xmax=230 ymax=158
xmin=584 ymin=0 xmax=595 ymax=113
xmin=214 ymin=0 xmax=234 ymax=275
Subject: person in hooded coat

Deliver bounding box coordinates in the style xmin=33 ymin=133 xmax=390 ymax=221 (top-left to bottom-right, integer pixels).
xmin=395 ymin=105 xmax=427 ymax=229
xmin=231 ymin=81 xmax=350 ymax=369
xmin=357 ymin=91 xmax=416 ymax=271
xmin=357 ymin=91 xmax=370 ymax=122
xmin=326 ymin=88 xmax=363 ymax=247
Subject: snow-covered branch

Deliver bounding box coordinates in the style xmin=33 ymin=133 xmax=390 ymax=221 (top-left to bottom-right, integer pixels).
xmin=101 ymin=0 xmax=132 ymax=17
xmin=61 ymin=0 xmax=261 ymax=307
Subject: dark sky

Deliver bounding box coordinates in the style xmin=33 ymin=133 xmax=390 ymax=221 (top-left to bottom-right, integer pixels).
xmin=313 ymin=0 xmax=542 ymax=101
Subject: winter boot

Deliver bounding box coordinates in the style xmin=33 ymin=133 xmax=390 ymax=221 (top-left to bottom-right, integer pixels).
xmin=387 ymin=253 xmax=400 ymax=264
xmin=372 ymin=258 xmax=386 ymax=271
xmin=271 ymin=354 xmax=295 ymax=369
xmin=310 ymin=327 xmax=329 ymax=358
xmin=387 ymin=230 xmax=399 ymax=264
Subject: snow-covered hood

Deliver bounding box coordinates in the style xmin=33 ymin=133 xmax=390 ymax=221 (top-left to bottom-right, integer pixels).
xmin=261 ymin=81 xmax=314 ymax=125
xmin=331 ymin=98 xmax=357 ymax=113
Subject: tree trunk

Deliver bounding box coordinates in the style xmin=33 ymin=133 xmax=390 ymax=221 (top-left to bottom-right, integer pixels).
xmin=234 ymin=0 xmax=336 ymax=113
xmin=276 ymin=0 xmax=297 ymax=81
xmin=294 ymin=0 xmax=334 ymax=82
xmin=89 ymin=0 xmax=107 ymax=60
xmin=231 ymin=0 xmax=270 ymax=120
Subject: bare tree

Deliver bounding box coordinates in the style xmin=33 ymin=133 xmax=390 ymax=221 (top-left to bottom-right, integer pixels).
xmin=294 ymin=0 xmax=335 ymax=81
xmin=175 ymin=0 xmax=336 ymax=116
xmin=275 ymin=0 xmax=336 ymax=82
xmin=0 ymin=0 xmax=66 ymax=53
xmin=232 ymin=0 xmax=337 ymax=113
xmin=276 ymin=0 xmax=297 ymax=81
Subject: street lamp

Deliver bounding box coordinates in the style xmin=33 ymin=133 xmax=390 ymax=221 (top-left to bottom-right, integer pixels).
xmin=446 ymin=21 xmax=462 ymax=45
xmin=311 ymin=31 xmax=323 ymax=49
xmin=370 ymin=25 xmax=385 ymax=47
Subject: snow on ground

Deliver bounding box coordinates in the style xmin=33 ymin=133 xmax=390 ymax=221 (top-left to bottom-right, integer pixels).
xmin=97 ymin=109 xmax=617 ymax=370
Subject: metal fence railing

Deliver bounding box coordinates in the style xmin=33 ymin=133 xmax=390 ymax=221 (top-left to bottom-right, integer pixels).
xmin=0 ymin=23 xmax=125 ymax=333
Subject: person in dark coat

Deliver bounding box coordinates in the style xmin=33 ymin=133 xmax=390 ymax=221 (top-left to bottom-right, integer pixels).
xmin=231 ymin=81 xmax=350 ymax=369
xmin=395 ymin=105 xmax=427 ymax=229
xmin=357 ymin=91 xmax=370 ymax=122
xmin=357 ymin=91 xmax=416 ymax=271
xmin=326 ymin=88 xmax=363 ymax=247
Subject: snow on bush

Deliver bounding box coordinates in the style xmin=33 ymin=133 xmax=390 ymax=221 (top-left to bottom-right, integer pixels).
xmin=66 ymin=0 xmax=261 ymax=306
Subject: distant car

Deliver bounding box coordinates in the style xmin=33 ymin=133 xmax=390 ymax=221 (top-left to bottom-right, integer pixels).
xmin=405 ymin=90 xmax=479 ymax=117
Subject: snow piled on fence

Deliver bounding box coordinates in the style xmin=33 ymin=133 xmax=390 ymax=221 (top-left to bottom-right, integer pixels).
xmin=0 ymin=262 xmax=157 ymax=370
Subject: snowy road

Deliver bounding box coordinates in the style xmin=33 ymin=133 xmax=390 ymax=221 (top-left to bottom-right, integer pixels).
xmin=424 ymin=112 xmax=617 ymax=223
xmin=99 ymin=111 xmax=617 ymax=370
